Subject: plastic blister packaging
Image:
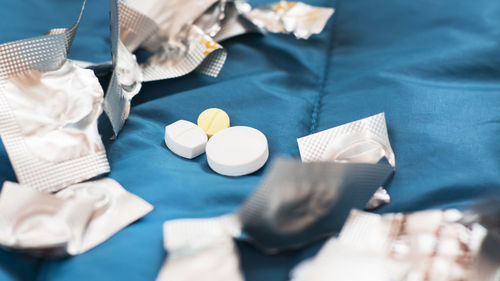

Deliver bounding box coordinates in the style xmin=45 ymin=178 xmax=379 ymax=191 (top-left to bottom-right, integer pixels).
xmin=237 ymin=158 xmax=394 ymax=252
xmin=156 ymin=215 xmax=243 ymax=281
xmin=0 ymin=179 xmax=153 ymax=257
xmin=0 ymin=0 xmax=110 ymax=192
xmin=297 ymin=113 xmax=395 ymax=209
xmin=291 ymin=209 xmax=489 ymax=281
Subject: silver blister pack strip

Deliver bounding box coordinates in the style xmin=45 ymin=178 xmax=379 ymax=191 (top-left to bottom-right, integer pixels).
xmin=0 ymin=0 xmax=110 ymax=192
xmin=141 ymin=25 xmax=227 ymax=81
xmin=119 ymin=1 xmax=159 ymax=52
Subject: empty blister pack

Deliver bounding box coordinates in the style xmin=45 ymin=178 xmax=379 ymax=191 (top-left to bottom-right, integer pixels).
xmin=291 ymin=209 xmax=488 ymax=281
xmin=0 ymin=1 xmax=110 ymax=192
xmin=0 ymin=181 xmax=95 ymax=257
xmin=297 ymin=112 xmax=395 ymax=209
xmin=156 ymin=215 xmax=243 ymax=281
xmin=0 ymin=179 xmax=153 ymax=257
xmin=104 ymin=0 xmax=227 ymax=135
xmin=237 ymin=158 xmax=394 ymax=253
xmin=124 ymin=0 xmax=227 ymax=80
xmin=103 ymin=0 xmax=145 ymax=135
xmin=244 ymin=1 xmax=334 ymax=39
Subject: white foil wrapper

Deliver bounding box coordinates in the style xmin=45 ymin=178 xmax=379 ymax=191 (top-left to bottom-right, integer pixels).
xmin=0 ymin=3 xmax=110 ymax=191
xmin=122 ymin=0 xmax=227 ymax=80
xmin=56 ymin=178 xmax=154 ymax=255
xmin=0 ymin=179 xmax=152 ymax=257
xmin=297 ymin=112 xmax=395 ymax=209
xmin=156 ymin=215 xmax=243 ymax=281
xmin=211 ymin=0 xmax=264 ymax=42
xmin=245 ymin=1 xmax=334 ymax=39
xmin=0 ymin=181 xmax=95 ymax=256
xmin=104 ymin=0 xmax=226 ymax=136
xmin=292 ymin=209 xmax=487 ymax=281
xmin=291 ymin=239 xmax=403 ymax=281
xmin=237 ymin=158 xmax=393 ymax=252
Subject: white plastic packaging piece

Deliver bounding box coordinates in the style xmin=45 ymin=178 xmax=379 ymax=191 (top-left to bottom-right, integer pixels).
xmin=164 ymin=120 xmax=208 ymax=159
xmin=156 ymin=215 xmax=243 ymax=281
xmin=0 ymin=179 xmax=153 ymax=256
xmin=206 ymin=126 xmax=269 ymax=176
xmin=297 ymin=112 xmax=395 ymax=209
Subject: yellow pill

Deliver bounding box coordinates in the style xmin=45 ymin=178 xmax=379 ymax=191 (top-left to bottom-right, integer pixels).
xmin=197 ymin=108 xmax=230 ymax=138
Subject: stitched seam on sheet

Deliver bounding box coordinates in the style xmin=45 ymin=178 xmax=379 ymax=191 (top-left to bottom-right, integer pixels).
xmin=308 ymin=6 xmax=336 ymax=134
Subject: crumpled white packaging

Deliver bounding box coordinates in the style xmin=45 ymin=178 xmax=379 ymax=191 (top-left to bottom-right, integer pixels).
xmin=103 ymin=0 xmax=333 ymax=136
xmin=290 ymin=239 xmax=402 ymax=281
xmin=297 ymin=112 xmax=395 ymax=209
xmin=120 ymin=0 xmax=227 ymax=80
xmin=156 ymin=215 xmax=244 ymax=281
xmin=245 ymin=1 xmax=334 ymax=39
xmin=291 ymin=209 xmax=488 ymax=281
xmin=0 ymin=178 xmax=153 ymax=257
xmin=104 ymin=0 xmax=226 ymax=136
xmin=0 ymin=1 xmax=110 ymax=192
xmin=103 ymin=0 xmax=145 ymax=136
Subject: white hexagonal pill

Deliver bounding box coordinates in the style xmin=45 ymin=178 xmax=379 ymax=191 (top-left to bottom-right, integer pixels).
xmin=206 ymin=126 xmax=269 ymax=176
xmin=165 ymin=120 xmax=208 ymax=159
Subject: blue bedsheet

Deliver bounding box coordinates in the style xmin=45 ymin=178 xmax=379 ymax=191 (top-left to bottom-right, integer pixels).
xmin=0 ymin=0 xmax=499 ymax=280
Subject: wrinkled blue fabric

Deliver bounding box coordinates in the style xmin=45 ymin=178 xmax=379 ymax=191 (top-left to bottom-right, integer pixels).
xmin=0 ymin=0 xmax=499 ymax=280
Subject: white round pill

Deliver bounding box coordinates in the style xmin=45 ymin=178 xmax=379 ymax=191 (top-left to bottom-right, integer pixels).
xmin=165 ymin=120 xmax=208 ymax=159
xmin=206 ymin=126 xmax=269 ymax=176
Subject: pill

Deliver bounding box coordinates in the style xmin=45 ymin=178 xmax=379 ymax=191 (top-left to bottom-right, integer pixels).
xmin=165 ymin=120 xmax=208 ymax=159
xmin=197 ymin=108 xmax=230 ymax=138
xmin=206 ymin=126 xmax=269 ymax=176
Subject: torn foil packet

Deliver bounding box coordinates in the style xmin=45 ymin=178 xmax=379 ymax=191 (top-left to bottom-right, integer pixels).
xmin=0 ymin=179 xmax=153 ymax=257
xmin=237 ymin=158 xmax=393 ymax=253
xmin=156 ymin=215 xmax=243 ymax=281
xmin=104 ymin=0 xmax=332 ymax=136
xmin=244 ymin=1 xmax=334 ymax=39
xmin=0 ymin=2 xmax=110 ymax=192
xmin=104 ymin=0 xmax=226 ymax=135
xmin=122 ymin=0 xmax=227 ymax=80
xmin=103 ymin=0 xmax=144 ymax=136
xmin=290 ymin=239 xmax=407 ymax=281
xmin=297 ymin=112 xmax=395 ymax=210
xmin=291 ymin=209 xmax=488 ymax=281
